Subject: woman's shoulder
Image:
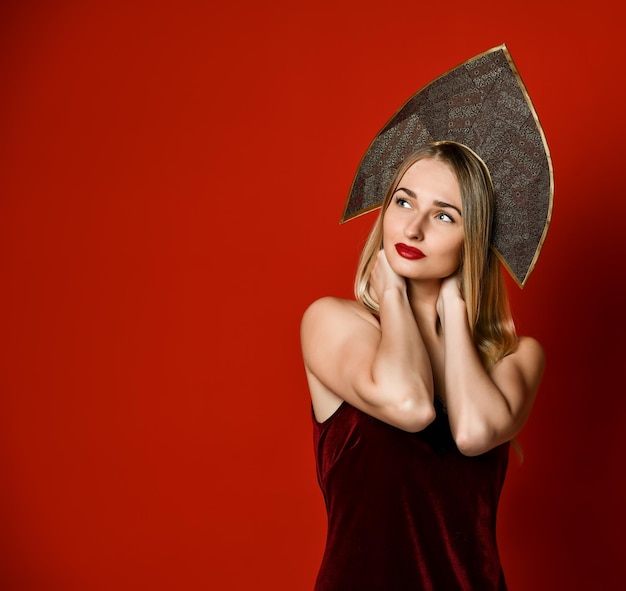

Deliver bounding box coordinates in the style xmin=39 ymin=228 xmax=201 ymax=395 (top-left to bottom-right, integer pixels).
xmin=495 ymin=335 xmax=545 ymax=388
xmin=301 ymin=296 xmax=378 ymax=329
xmin=515 ymin=335 xmax=545 ymax=361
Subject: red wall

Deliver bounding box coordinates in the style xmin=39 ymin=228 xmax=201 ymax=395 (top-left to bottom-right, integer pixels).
xmin=1 ymin=1 xmax=624 ymax=589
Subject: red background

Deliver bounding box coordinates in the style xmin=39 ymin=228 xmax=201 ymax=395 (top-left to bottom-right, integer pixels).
xmin=1 ymin=1 xmax=624 ymax=589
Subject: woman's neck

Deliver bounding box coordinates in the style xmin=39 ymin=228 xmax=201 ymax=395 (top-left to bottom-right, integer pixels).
xmin=407 ymin=279 xmax=442 ymax=337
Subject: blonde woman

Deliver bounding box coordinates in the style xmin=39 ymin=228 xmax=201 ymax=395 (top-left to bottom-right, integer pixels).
xmin=301 ymin=142 xmax=545 ymax=590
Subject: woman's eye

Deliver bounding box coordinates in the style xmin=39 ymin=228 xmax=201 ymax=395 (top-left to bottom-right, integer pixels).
xmin=395 ymin=197 xmax=411 ymax=208
xmin=437 ymin=212 xmax=454 ymax=223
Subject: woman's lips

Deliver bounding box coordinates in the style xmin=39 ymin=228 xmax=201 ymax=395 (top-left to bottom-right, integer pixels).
xmin=395 ymin=243 xmax=425 ymax=260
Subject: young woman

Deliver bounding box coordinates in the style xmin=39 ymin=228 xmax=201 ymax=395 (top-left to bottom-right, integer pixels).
xmin=301 ymin=142 xmax=545 ymax=590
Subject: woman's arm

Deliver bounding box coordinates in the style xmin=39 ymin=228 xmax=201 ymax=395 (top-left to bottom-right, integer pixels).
xmin=300 ymin=251 xmax=435 ymax=432
xmin=437 ymin=276 xmax=545 ymax=456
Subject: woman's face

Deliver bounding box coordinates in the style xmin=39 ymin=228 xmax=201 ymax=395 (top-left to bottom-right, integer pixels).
xmin=382 ymin=157 xmax=464 ymax=282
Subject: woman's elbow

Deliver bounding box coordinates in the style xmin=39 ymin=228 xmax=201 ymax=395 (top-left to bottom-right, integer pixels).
xmin=392 ymin=397 xmax=436 ymax=433
xmin=453 ymin=424 xmax=499 ymax=456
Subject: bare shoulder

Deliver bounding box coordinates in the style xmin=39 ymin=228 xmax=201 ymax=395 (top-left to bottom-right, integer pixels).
xmin=492 ymin=335 xmax=545 ymax=394
xmin=300 ymin=297 xmax=381 ymax=422
xmin=514 ymin=336 xmax=545 ymax=369
xmin=301 ymin=296 xmax=379 ymax=336
xmin=300 ymin=296 xmax=379 ymax=373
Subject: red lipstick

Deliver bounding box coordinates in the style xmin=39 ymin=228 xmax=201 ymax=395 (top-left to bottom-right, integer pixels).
xmin=395 ymin=243 xmax=425 ymax=260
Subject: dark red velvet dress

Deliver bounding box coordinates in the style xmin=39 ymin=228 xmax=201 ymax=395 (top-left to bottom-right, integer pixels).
xmin=312 ymin=398 xmax=509 ymax=591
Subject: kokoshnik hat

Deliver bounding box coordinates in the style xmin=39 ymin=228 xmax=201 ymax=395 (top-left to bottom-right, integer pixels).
xmin=342 ymin=44 xmax=554 ymax=287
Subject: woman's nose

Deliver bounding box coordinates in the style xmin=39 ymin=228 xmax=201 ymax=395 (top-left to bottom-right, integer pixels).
xmin=404 ymin=214 xmax=424 ymax=240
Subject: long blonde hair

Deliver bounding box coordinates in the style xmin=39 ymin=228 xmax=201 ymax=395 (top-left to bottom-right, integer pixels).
xmin=354 ymin=142 xmax=518 ymax=369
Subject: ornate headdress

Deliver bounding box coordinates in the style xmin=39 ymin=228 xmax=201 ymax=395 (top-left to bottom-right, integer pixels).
xmin=342 ymin=45 xmax=553 ymax=287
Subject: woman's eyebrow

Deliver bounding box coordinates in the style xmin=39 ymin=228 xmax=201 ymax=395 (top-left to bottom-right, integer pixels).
xmin=393 ymin=187 xmax=416 ymax=197
xmin=434 ymin=200 xmax=462 ymax=217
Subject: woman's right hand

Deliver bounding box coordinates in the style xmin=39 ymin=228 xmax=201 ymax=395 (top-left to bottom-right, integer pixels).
xmin=369 ymin=248 xmax=406 ymax=304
